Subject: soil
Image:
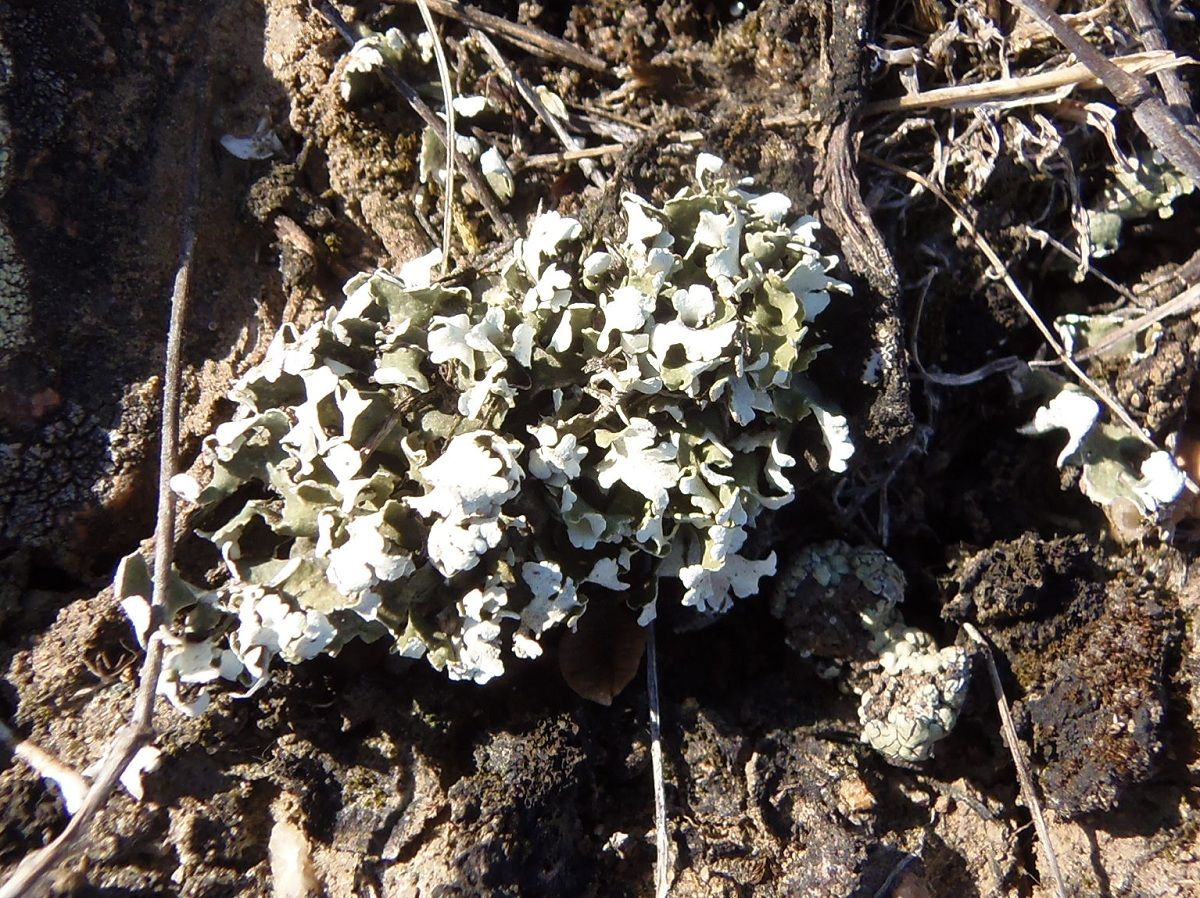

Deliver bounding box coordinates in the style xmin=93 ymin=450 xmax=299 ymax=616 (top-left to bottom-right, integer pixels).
xmin=2 ymin=1 xmax=1199 ymax=896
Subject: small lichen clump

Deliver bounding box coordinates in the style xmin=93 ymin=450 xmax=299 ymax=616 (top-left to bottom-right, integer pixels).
xmin=771 ymin=541 xmax=971 ymax=764
xmin=120 ymin=155 xmax=853 ymax=708
xmin=1085 ymin=149 xmax=1194 ymax=258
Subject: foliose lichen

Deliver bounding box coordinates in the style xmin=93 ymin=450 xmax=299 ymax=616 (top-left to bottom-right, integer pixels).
xmin=119 ymin=154 xmax=856 ymax=708
xmin=772 ymin=540 xmax=971 ymax=764
xmin=1014 ymin=368 xmax=1186 ymax=530
xmin=1086 ymin=149 xmax=1195 ymax=258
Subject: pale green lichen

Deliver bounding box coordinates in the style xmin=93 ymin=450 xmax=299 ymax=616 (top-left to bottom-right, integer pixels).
xmin=1086 ymin=150 xmax=1195 ymax=258
xmin=339 ymin=23 xmax=516 ymax=207
xmin=772 ymin=540 xmax=971 ymax=764
xmin=121 ymin=154 xmax=854 ymax=703
xmin=1015 ymin=369 xmax=1186 ymax=527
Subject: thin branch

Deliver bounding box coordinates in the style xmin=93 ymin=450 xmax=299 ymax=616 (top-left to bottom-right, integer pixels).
xmin=392 ymin=0 xmax=608 ymax=72
xmin=316 ymin=1 xmax=517 ymax=241
xmin=863 ymin=152 xmax=1159 ymax=451
xmin=471 ymin=29 xmax=606 ymax=188
xmin=863 ymin=50 xmax=1193 ymax=115
xmin=0 ymin=61 xmax=207 ymax=898
xmin=963 ymin=624 xmax=1068 ymax=898
xmin=1136 ymin=246 xmax=1200 ymax=300
xmin=1121 ymin=0 xmax=1196 ymax=119
xmin=646 ymin=622 xmax=670 ymax=898
xmin=415 ymin=0 xmax=456 ymax=274
xmin=514 ymin=132 xmax=704 ymax=171
xmin=515 ymin=143 xmax=625 ymax=170
xmin=1007 ymin=0 xmax=1200 ymax=180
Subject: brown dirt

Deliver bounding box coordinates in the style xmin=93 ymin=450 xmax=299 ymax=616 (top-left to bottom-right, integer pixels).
xmin=2 ymin=1 xmax=1199 ymax=896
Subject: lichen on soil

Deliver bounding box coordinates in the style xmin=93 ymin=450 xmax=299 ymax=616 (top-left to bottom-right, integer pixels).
xmin=2 ymin=0 xmax=1200 ymax=896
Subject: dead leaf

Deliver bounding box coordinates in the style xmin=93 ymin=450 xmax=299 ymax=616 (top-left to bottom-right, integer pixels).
xmin=559 ymin=597 xmax=647 ymax=706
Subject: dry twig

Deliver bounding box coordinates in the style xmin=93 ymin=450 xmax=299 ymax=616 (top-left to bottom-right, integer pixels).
xmin=393 ymin=0 xmax=607 ymax=72
xmin=863 ymin=50 xmax=1193 ymax=114
xmin=1024 ymin=225 xmax=1139 ymax=304
xmin=963 ymin=624 xmax=1069 ymax=898
xmin=0 ymin=62 xmax=208 ymax=898
xmin=316 ymin=1 xmax=517 ymax=241
xmin=1007 ymin=0 xmax=1200 ymax=180
xmin=470 ymin=29 xmax=606 ymax=188
xmin=515 ymin=143 xmax=625 ymax=170
xmin=415 ymin=0 xmax=456 ymax=273
xmin=1122 ymin=0 xmax=1196 ymax=120
xmin=646 ymin=623 xmax=671 ymax=898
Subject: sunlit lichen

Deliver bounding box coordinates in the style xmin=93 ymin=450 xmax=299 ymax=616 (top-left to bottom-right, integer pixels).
xmin=772 ymin=540 xmax=971 ymax=764
xmin=120 ymin=154 xmax=854 ymax=703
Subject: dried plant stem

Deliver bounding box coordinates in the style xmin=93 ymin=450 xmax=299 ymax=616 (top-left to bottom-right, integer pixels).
xmin=1121 ymin=0 xmax=1196 ymax=118
xmin=646 ymin=623 xmax=670 ymax=898
xmin=517 ymin=143 xmax=624 ymax=168
xmin=471 ymin=29 xmax=606 ymax=188
xmin=1007 ymin=0 xmax=1200 ymax=180
xmin=864 ymin=50 xmax=1192 ymax=114
xmin=963 ymin=624 xmax=1068 ymax=898
xmin=864 ymin=153 xmax=1158 ymax=451
xmin=393 ymin=0 xmax=607 ymax=72
xmin=415 ymin=0 xmax=456 ymax=274
xmin=317 ymin=1 xmax=517 ymax=241
xmin=0 ymin=63 xmax=207 ymax=898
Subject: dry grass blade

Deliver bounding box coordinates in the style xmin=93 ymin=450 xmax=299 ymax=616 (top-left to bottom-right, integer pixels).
xmin=864 ymin=51 xmax=1194 ymax=114
xmin=415 ymin=0 xmax=456 ymax=274
xmin=393 ymin=0 xmax=607 ymax=72
xmin=0 ymin=61 xmax=208 ymax=898
xmin=471 ymin=29 xmax=606 ymax=188
xmin=963 ymin=624 xmax=1068 ymax=898
xmin=316 ymin=1 xmax=517 ymax=241
xmin=864 ymin=152 xmax=1160 ymax=452
xmin=1007 ymin=0 xmax=1200 ymax=180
